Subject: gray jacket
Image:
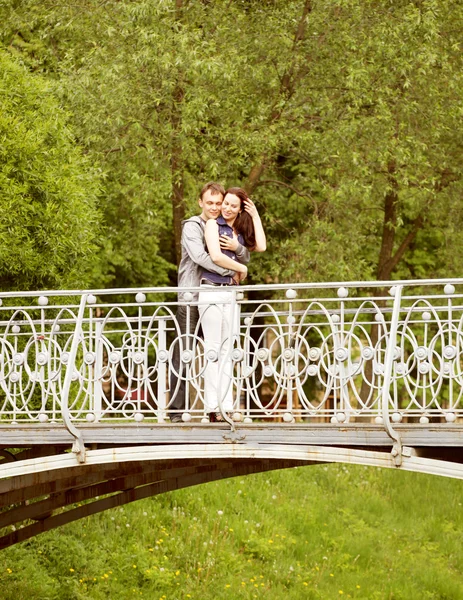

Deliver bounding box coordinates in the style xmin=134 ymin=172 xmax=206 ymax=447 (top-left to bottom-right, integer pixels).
xmin=177 ymin=216 xmax=250 ymax=302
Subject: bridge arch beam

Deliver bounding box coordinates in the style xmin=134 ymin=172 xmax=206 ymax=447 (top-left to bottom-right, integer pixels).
xmin=2 ymin=443 xmax=463 ymax=549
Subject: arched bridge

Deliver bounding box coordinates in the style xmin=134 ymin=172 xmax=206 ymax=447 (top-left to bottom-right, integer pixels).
xmin=2 ymin=278 xmax=463 ymax=549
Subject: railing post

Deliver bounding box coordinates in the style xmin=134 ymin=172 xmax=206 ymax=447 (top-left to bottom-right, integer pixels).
xmin=61 ymin=294 xmax=87 ymax=463
xmin=93 ymin=320 xmax=103 ymax=422
xmin=381 ymin=285 xmax=404 ymax=466
xmin=157 ymin=318 xmax=167 ymax=423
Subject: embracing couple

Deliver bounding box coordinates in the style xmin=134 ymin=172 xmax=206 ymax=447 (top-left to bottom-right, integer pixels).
xmin=169 ymin=181 xmax=266 ymax=423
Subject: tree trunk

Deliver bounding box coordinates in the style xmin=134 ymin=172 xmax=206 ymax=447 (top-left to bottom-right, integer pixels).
xmin=360 ymin=166 xmax=424 ymax=405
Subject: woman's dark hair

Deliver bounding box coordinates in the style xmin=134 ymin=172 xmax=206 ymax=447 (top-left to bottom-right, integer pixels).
xmin=224 ymin=187 xmax=256 ymax=250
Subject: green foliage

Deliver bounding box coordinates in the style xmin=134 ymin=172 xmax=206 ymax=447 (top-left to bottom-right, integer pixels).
xmin=0 ymin=49 xmax=101 ymax=291
xmin=1 ymin=0 xmax=463 ymax=289
xmin=1 ymin=465 xmax=463 ymax=599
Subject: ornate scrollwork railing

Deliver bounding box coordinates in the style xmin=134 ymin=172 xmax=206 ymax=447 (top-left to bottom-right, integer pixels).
xmin=0 ymin=280 xmax=462 ymax=427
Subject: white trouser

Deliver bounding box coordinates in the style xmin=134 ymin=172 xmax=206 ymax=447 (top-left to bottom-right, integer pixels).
xmin=198 ymin=287 xmax=237 ymax=413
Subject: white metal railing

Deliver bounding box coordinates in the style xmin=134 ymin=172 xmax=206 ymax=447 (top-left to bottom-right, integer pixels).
xmin=0 ymin=279 xmax=463 ymax=429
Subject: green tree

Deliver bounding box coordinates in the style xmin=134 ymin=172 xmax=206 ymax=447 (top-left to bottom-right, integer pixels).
xmin=2 ymin=0 xmax=462 ymax=289
xmin=0 ymin=49 xmax=101 ymax=291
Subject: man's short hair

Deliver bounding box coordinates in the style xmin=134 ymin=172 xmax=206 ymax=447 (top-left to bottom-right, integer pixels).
xmin=199 ymin=181 xmax=225 ymax=201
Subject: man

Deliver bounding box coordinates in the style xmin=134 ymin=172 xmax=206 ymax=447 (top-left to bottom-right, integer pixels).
xmin=168 ymin=182 xmax=250 ymax=422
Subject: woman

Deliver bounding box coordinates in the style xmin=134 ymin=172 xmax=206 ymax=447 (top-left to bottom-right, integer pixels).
xmin=198 ymin=187 xmax=266 ymax=422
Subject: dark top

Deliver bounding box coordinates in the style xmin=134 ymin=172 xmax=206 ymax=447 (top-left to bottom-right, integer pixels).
xmin=201 ymin=216 xmax=245 ymax=284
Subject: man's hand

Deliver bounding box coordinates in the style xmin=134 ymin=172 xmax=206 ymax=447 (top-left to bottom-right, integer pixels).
xmin=238 ymin=266 xmax=247 ymax=282
xmin=232 ymin=266 xmax=248 ymax=284
xmin=219 ymin=235 xmax=239 ymax=251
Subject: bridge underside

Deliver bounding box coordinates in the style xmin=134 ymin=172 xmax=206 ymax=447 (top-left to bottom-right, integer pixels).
xmin=1 ymin=423 xmax=463 ymax=550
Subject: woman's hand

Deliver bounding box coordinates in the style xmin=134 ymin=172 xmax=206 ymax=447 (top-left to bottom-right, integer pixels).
xmin=243 ymin=198 xmax=260 ymax=220
xmin=219 ymin=234 xmax=239 ymax=251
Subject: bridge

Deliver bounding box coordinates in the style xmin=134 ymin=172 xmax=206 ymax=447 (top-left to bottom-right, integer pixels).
xmin=1 ymin=278 xmax=463 ymax=549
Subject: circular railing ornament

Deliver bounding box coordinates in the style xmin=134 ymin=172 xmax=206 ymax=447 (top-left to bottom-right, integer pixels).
xmin=395 ymin=362 xmax=406 ymax=375
xmin=415 ymin=346 xmax=428 ymax=360
xmin=445 ymin=412 xmax=456 ymax=423
xmin=418 ymin=361 xmax=430 ymax=375
xmin=86 ymin=413 xmax=96 ymax=423
xmin=283 ymin=348 xmax=295 ymax=362
xmin=391 ymin=412 xmax=402 ymax=423
xmin=421 ymin=311 xmax=432 ymax=321
xmin=336 ymin=412 xmax=346 ymax=423
xmin=132 ymin=351 xmax=145 ymax=365
xmin=287 ymin=315 xmax=296 ymax=325
xmin=182 ymin=412 xmax=192 ymax=422
xmin=374 ymin=313 xmax=383 ymax=323
xmin=13 ymin=353 xmax=24 ymax=366
xmin=87 ymin=294 xmax=97 ymax=305
xmin=420 ymin=414 xmax=430 ymax=424
xmin=375 ymin=416 xmax=383 ymax=424
xmin=257 ymin=348 xmax=269 ymax=362
xmin=61 ymin=352 xmax=69 ymax=364
xmin=307 ymin=365 xmax=318 ymax=377
xmin=232 ymin=348 xmax=244 ymax=362
xmin=443 ymin=345 xmax=457 ymax=360
xmin=37 ymin=413 xmax=48 ymax=423
xmin=308 ymin=347 xmax=321 ymax=361
xmin=373 ymin=362 xmax=384 ymax=375
xmin=84 ymin=352 xmax=96 ymax=365
xmin=109 ymin=351 xmax=121 ymax=364
xmin=12 ymin=325 xmax=21 ymax=334
xmin=263 ymin=365 xmax=274 ymax=377
xmin=361 ymin=347 xmax=374 ymax=361
xmin=38 ymin=296 xmax=49 ymax=306
xmin=10 ymin=372 xmax=20 ymax=383
xmin=283 ymin=412 xmax=293 ymax=423
xmin=158 ymin=350 xmax=168 ymax=363
xmin=337 ymin=286 xmax=348 ymax=298
xmin=135 ymin=292 xmax=146 ymax=303
xmin=444 ymin=284 xmax=456 ymax=295
xmin=134 ymin=412 xmax=144 ymax=422
xmin=236 ymin=292 xmax=244 ymax=301
xmin=37 ymin=352 xmax=49 ymax=366
xmin=335 ymin=347 xmax=348 ymax=362
xmin=331 ymin=314 xmax=340 ymax=323
xmin=183 ymin=292 xmax=193 ymax=303
xmin=204 ymin=349 xmax=217 ymax=363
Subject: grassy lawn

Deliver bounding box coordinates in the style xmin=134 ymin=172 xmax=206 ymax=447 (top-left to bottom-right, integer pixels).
xmin=1 ymin=463 xmax=463 ymax=599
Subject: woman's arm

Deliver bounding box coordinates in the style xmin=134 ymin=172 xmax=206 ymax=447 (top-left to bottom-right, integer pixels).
xmin=204 ymin=219 xmax=248 ymax=274
xmin=244 ymin=199 xmax=267 ymax=252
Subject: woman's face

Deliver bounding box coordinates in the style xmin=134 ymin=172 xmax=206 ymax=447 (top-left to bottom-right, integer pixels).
xmin=221 ymin=193 xmax=241 ymax=223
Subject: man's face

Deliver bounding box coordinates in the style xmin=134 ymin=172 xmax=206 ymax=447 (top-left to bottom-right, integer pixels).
xmin=198 ymin=190 xmax=223 ymax=220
